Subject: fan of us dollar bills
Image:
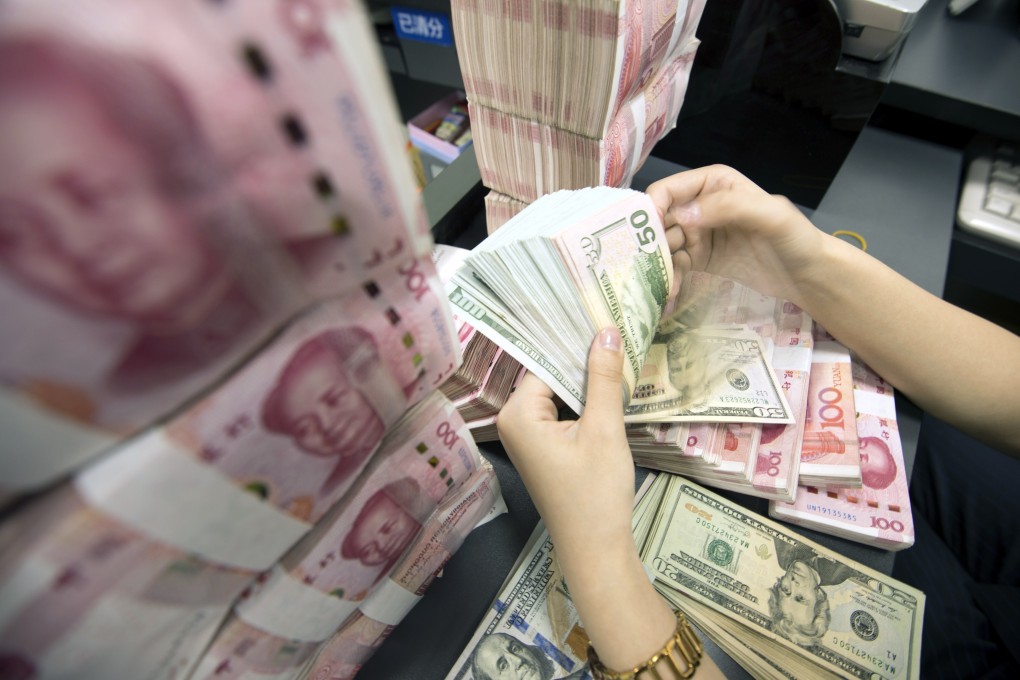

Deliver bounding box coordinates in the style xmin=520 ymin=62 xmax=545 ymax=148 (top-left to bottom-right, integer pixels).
xmin=447 ymin=473 xmax=925 ymax=680
xmin=446 ymin=187 xmax=795 ymax=425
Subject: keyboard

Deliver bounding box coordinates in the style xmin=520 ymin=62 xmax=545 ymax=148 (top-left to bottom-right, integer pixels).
xmin=957 ymin=139 xmax=1020 ymax=250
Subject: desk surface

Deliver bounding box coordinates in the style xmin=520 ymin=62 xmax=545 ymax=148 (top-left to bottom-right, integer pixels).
xmin=356 ymin=126 xmax=961 ymax=679
xmin=885 ymin=0 xmax=1020 ymax=139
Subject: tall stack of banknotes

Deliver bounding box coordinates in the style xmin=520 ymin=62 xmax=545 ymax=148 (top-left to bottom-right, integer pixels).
xmin=0 ymin=1 xmax=507 ymax=678
xmin=450 ymin=0 xmax=707 ymax=232
xmin=434 ymin=245 xmax=527 ymax=443
xmin=447 ymin=474 xmax=925 ymax=679
xmin=447 ymin=186 xmax=914 ymax=551
xmin=438 ymin=0 xmax=710 ymax=435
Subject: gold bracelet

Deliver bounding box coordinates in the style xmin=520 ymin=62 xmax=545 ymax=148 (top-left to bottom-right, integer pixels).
xmin=587 ymin=609 xmax=704 ymax=679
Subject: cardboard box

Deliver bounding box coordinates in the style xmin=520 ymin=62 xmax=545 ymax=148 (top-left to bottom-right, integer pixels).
xmin=408 ymin=91 xmax=471 ymax=165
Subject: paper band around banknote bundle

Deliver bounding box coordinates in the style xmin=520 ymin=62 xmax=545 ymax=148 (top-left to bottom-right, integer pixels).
xmin=0 ymin=389 xmax=116 ymax=492
xmin=358 ymin=576 xmax=424 ymax=627
xmin=236 ymin=564 xmax=361 ymax=642
xmin=76 ymin=429 xmax=311 ymax=571
xmin=852 ymin=389 xmax=897 ymax=421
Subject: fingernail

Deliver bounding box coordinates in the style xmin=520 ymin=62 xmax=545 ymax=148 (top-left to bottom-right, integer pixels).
xmin=599 ymin=327 xmax=621 ymax=352
xmin=675 ymin=200 xmax=700 ymax=225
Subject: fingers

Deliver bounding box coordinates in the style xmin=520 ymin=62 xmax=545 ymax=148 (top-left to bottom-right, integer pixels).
xmin=646 ymin=167 xmax=714 ymax=216
xmin=498 ymin=372 xmax=557 ymax=440
xmin=681 ymin=188 xmax=759 ymax=233
xmin=580 ymin=327 xmax=625 ymax=429
xmin=512 ymin=371 xmax=556 ymax=403
xmin=665 ymin=223 xmax=685 ymax=253
xmin=650 ymin=165 xmax=773 ymax=221
xmin=649 ymin=166 xmax=745 ymax=274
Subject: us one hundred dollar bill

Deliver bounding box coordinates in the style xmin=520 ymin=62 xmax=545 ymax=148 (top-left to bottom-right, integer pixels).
xmin=443 ymin=526 xmax=592 ymax=680
xmin=446 ymin=475 xmax=662 ymax=680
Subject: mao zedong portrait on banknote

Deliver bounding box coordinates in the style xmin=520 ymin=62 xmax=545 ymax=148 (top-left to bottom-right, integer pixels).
xmin=339 ymin=477 xmax=431 ymax=584
xmin=0 ymin=37 xmax=264 ymax=416
xmin=0 ymin=38 xmax=229 ymax=331
xmin=859 ymin=436 xmax=897 ymax=490
xmin=261 ymin=327 xmax=422 ymax=493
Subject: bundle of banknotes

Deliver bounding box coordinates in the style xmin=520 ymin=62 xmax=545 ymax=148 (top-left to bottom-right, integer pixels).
xmin=451 ymin=187 xmax=673 ymax=412
xmin=452 ymin=0 xmax=705 ymax=138
xmin=434 ymin=245 xmax=527 ymax=443
xmin=448 ymin=188 xmax=796 ymax=422
xmin=0 ymin=1 xmax=509 ymax=678
xmin=450 ymin=0 xmax=706 ymax=231
xmin=471 ymin=40 xmax=699 ymax=205
xmin=646 ymin=304 xmax=912 ymax=551
xmin=0 ymin=0 xmax=440 ymax=500
xmin=625 ymin=309 xmax=914 ymax=551
xmin=626 ymin=269 xmax=814 ymax=503
xmin=482 ymin=191 xmax=529 ymax=234
xmin=448 ymin=186 xmax=913 ymax=550
xmin=188 ymin=395 xmax=505 ymax=680
xmin=635 ymin=474 xmax=924 ymax=679
xmin=770 ymin=347 xmax=915 ymax=550
xmin=447 ymin=473 xmax=925 ymax=679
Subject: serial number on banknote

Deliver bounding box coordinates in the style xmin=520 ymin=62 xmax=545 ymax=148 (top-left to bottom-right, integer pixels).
xmin=694 ymin=518 xmax=752 ymax=547
xmin=806 ymin=505 xmax=857 ymax=521
xmin=720 ymin=395 xmax=771 ymax=404
xmin=830 ymin=638 xmax=900 ymax=675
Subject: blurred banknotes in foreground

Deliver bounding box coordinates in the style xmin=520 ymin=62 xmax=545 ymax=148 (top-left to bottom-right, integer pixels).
xmin=0 ymin=0 xmax=434 ymax=497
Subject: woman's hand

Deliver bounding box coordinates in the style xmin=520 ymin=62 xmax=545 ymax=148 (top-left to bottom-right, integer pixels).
xmin=650 ymin=165 xmax=1020 ymax=456
xmin=498 ymin=328 xmax=726 ymax=677
xmin=498 ymin=326 xmax=635 ymax=559
xmin=497 ymin=326 xmax=675 ymax=671
xmin=647 ymin=164 xmax=825 ymax=304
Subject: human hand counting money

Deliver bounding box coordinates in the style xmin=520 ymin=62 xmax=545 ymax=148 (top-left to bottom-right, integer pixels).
xmin=498 ymin=328 xmax=726 ymax=679
xmin=647 ymin=164 xmax=824 ymax=305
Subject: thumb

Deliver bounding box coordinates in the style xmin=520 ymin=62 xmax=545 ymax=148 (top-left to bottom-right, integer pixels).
xmin=580 ymin=327 xmax=626 ymax=427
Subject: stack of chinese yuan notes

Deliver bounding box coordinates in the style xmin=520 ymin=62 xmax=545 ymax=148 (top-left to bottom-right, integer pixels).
xmin=625 ymin=285 xmax=914 ymax=550
xmin=451 ymin=0 xmax=707 ymax=232
xmin=0 ymin=1 xmax=506 ymax=678
xmin=769 ymin=339 xmax=915 ymax=551
xmin=626 ymin=270 xmax=815 ymax=505
xmin=626 ymin=274 xmax=914 ymax=550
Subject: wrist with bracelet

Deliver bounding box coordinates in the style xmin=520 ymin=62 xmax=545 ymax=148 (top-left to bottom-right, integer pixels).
xmin=587 ymin=609 xmax=704 ymax=680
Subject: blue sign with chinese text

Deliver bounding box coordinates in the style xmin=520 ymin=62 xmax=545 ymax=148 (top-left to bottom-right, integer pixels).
xmin=391 ymin=6 xmax=453 ymax=47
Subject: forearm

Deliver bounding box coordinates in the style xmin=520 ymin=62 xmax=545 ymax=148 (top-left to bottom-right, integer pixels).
xmin=795 ymin=234 xmax=1020 ymax=455
xmin=553 ymin=538 xmax=725 ymax=679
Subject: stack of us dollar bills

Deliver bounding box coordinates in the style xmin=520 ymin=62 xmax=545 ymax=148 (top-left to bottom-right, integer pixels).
xmin=447 ymin=473 xmax=925 ymax=680
xmin=446 ymin=187 xmax=795 ymax=426
xmin=634 ymin=474 xmax=925 ymax=679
